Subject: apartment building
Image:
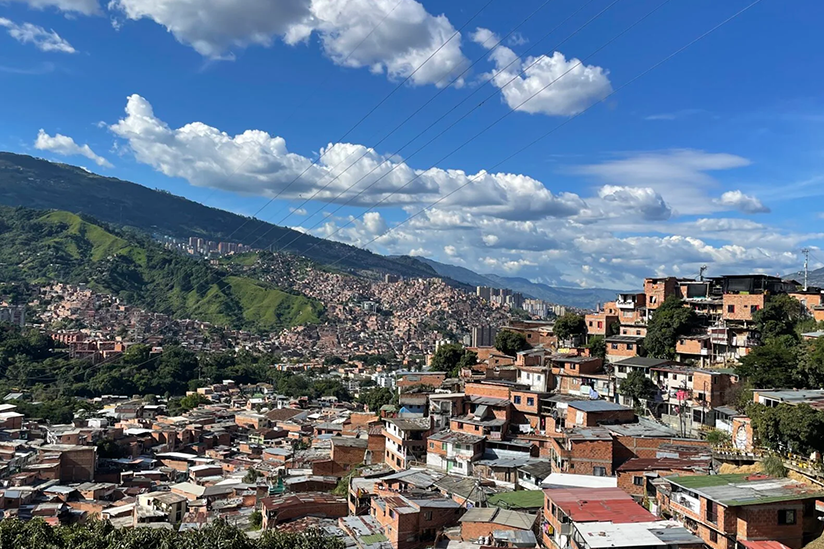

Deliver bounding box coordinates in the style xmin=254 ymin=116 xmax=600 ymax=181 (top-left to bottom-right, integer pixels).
xmin=383 ymin=417 xmax=433 ymax=471
xmin=659 ymin=474 xmax=824 ymax=549
xmin=426 ymin=430 xmax=485 ymax=476
xmin=371 ymin=493 xmax=463 ymax=549
xmin=649 ymin=365 xmax=737 ymax=435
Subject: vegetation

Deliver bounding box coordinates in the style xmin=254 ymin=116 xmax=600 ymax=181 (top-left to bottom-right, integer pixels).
xmin=761 ymin=454 xmax=788 ymax=478
xmin=0 ymin=518 xmax=343 ymax=549
xmin=586 ymin=335 xmax=606 ymax=359
xmin=243 ymin=468 xmax=260 ymax=484
xmin=619 ymin=369 xmax=659 ymax=411
xmin=0 ymin=152 xmax=439 ymax=278
xmin=748 ymin=402 xmax=824 ymax=456
xmin=703 ymin=429 xmax=730 ymax=446
xmin=177 ymin=393 xmax=211 ymax=412
xmin=429 ymin=343 xmax=477 ymax=377
xmin=494 ymin=329 xmax=529 ymax=357
xmin=357 ymin=387 xmax=396 ymax=412
xmin=553 ymin=313 xmax=587 ymax=343
xmin=249 ymin=511 xmax=263 ymax=530
xmin=0 ymin=206 xmax=322 ymax=332
xmin=644 ymin=297 xmax=700 ymax=359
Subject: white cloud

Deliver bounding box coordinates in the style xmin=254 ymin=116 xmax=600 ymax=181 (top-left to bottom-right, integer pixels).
xmin=473 ymin=28 xmax=611 ymax=116
xmin=714 ymin=190 xmax=770 ymax=214
xmin=443 ymin=245 xmax=457 ymax=256
xmin=0 ymin=18 xmax=76 ymax=53
xmin=35 ymin=129 xmax=113 ymax=168
xmin=109 ymin=94 xmax=587 ymax=219
xmin=595 ymin=185 xmax=671 ymax=221
xmin=290 ymin=207 xmax=308 ymax=216
xmin=109 ymin=0 xmax=469 ymax=86
xmin=575 ymin=149 xmax=752 ymax=216
xmin=9 ymin=0 xmax=99 ymax=15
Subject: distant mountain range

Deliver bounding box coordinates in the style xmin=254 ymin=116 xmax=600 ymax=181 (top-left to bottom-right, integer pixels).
xmin=0 ymin=152 xmax=618 ymax=310
xmin=416 ymin=258 xmax=622 ymax=310
xmin=785 ymin=267 xmax=824 ymax=289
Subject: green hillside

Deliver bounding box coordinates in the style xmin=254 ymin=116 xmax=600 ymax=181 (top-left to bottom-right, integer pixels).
xmin=0 ymin=152 xmax=439 ymax=279
xmin=0 ymin=207 xmax=322 ymax=332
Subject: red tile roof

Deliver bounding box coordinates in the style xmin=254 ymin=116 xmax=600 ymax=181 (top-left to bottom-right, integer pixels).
xmin=544 ymin=487 xmax=656 ymax=524
xmin=740 ymin=541 xmax=792 ymax=549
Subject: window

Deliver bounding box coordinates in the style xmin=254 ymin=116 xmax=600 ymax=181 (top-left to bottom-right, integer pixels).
xmin=727 ymin=304 xmax=735 ymax=313
xmin=597 ymin=321 xmax=603 ymax=329
xmin=633 ymin=476 xmax=644 ymax=486
xmin=709 ymin=531 xmax=718 ymax=543
xmin=570 ymin=364 xmax=576 ymax=370
xmin=589 ymin=321 xmax=593 ymax=327
xmin=527 ymin=397 xmax=535 ymax=406
xmin=627 ymin=344 xmax=634 ymax=351
xmin=611 ymin=343 xmax=619 ymax=350
xmin=514 ymin=395 xmax=522 ymax=404
xmin=751 ymin=304 xmax=760 ymax=312
xmin=593 ymin=467 xmax=606 ymax=477
xmin=474 ymin=425 xmax=480 ymax=431
xmin=778 ymin=509 xmax=796 ymax=525
xmin=706 ymin=500 xmax=717 ymax=524
xmin=636 ymin=330 xmax=641 ymax=335
xmin=390 ymin=509 xmax=396 ymax=519
xmin=429 ymin=442 xmax=434 ymax=449
xmin=618 ymin=366 xmax=626 ymax=373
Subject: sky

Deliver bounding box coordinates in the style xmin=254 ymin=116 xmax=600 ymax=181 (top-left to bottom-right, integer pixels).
xmin=2 ymin=0 xmax=824 ymax=290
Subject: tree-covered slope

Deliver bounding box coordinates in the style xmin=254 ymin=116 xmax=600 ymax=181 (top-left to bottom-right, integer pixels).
xmin=0 ymin=152 xmax=438 ymax=278
xmin=0 ymin=207 xmax=322 ymax=332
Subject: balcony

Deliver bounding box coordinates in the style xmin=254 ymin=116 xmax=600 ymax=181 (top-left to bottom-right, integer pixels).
xmin=671 ymin=492 xmax=700 ymax=515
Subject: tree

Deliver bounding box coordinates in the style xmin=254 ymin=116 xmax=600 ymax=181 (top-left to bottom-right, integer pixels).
xmin=737 ymin=336 xmax=801 ymax=389
xmin=798 ymin=336 xmax=824 ymax=389
xmin=249 ymin=510 xmax=262 ymax=530
xmin=704 ymin=429 xmax=729 ymax=446
xmin=644 ymin=297 xmax=700 ymax=359
xmin=177 ymin=393 xmax=209 ymax=412
xmin=619 ymin=369 xmax=658 ymax=411
xmin=323 ymin=355 xmax=345 ymax=366
xmin=586 ymin=335 xmax=606 ymax=360
xmin=748 ymin=402 xmax=824 ymax=456
xmin=494 ymin=330 xmax=529 ymax=357
xmin=761 ymin=454 xmax=788 ymax=478
xmin=753 ymin=294 xmax=805 ymax=343
xmin=554 ymin=313 xmax=586 ymax=343
xmin=243 ymin=468 xmax=260 ymax=484
xmin=429 ymin=344 xmax=476 ymax=377
xmin=357 ymin=387 xmax=395 ymax=413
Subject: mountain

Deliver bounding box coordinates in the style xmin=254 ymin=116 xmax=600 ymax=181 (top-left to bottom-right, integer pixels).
xmin=0 ymin=207 xmax=322 ymax=332
xmin=785 ymin=267 xmax=824 ymax=289
xmin=417 ymin=257 xmax=621 ymax=310
xmin=0 ymin=152 xmax=438 ymax=279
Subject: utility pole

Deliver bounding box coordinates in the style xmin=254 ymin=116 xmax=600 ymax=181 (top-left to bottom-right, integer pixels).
xmin=699 ymin=265 xmax=708 ymax=282
xmin=802 ymin=248 xmax=810 ymax=291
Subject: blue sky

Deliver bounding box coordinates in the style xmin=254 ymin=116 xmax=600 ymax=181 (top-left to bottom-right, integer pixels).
xmin=2 ymin=0 xmax=823 ymax=289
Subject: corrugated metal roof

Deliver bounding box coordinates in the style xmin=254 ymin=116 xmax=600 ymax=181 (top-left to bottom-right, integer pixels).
xmin=544 ymin=487 xmax=655 ymax=524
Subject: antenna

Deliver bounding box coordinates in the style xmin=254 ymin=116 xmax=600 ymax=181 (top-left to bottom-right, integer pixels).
xmin=699 ymin=265 xmax=708 ymax=282
xmin=802 ymin=248 xmax=810 ymax=291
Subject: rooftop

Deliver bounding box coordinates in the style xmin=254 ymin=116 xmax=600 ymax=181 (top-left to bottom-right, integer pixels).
xmin=567 ymin=400 xmax=631 ymax=413
xmin=612 ymin=357 xmax=674 ymax=368
xmin=331 ymin=436 xmax=369 ymax=448
xmin=385 ymin=417 xmax=431 ymax=431
xmin=544 ymin=487 xmax=656 ymax=524
xmin=427 ymin=430 xmax=485 ymax=445
xmin=666 ymin=474 xmax=824 ymax=506
xmin=574 ymin=520 xmax=702 ymax=548
xmin=460 ymin=508 xmax=535 ymax=531
xmin=486 ymin=490 xmax=545 ymax=510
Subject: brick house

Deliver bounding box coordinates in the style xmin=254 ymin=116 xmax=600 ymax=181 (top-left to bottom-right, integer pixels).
xmin=605 ymin=335 xmax=645 ymax=362
xmin=585 ymin=302 xmax=619 ymax=337
xmin=644 ymin=277 xmax=680 ymax=312
xmin=565 ymin=401 xmax=635 ymax=428
xmin=659 ymin=474 xmax=824 ymax=549
xmin=548 ymin=427 xmax=613 ymax=476
xmin=371 ymin=493 xmax=463 ymax=549
xmin=459 ymin=507 xmax=536 ymax=544
xmin=331 ymin=436 xmax=369 ymax=467
xmin=615 ymin=456 xmax=711 ymax=500
xmin=383 ymin=417 xmax=433 ymax=471
xmin=260 ymin=493 xmax=348 ymax=529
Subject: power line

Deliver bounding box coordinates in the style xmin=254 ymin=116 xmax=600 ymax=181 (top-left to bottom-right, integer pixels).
xmin=266 ymin=0 xmax=614 ymax=254
xmin=291 ymin=0 xmax=653 ymax=257
xmin=321 ymin=0 xmax=764 ymax=271
xmin=247 ymin=0 xmax=562 ymax=247
xmin=223 ymin=0 xmax=497 ymax=243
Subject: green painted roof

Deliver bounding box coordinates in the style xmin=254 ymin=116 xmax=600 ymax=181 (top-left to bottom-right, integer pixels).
xmin=667 ymin=474 xmax=750 ymax=489
xmin=487 ymin=490 xmax=545 ymax=509
xmin=361 ymin=534 xmax=388 ymax=544
xmin=667 ymin=474 xmax=824 ymax=507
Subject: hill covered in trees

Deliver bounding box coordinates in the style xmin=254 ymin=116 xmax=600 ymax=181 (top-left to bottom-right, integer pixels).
xmin=0 ymin=206 xmax=322 ymax=332
xmin=0 ymin=152 xmax=438 ymax=279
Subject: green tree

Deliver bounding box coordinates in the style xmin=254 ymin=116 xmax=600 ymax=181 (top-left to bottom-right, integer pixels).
xmin=357 ymin=387 xmax=395 ymax=413
xmin=753 ymin=294 xmax=805 ymax=343
xmin=429 ymin=344 xmax=477 ymax=377
xmin=748 ymin=402 xmax=824 ymax=456
xmin=619 ymin=369 xmax=658 ymax=411
xmin=761 ymin=454 xmax=788 ymax=478
xmin=494 ymin=330 xmax=529 ymax=357
xmin=323 ymin=356 xmax=345 ymax=366
xmin=249 ymin=510 xmax=262 ymax=530
xmin=644 ymin=296 xmax=700 ymax=359
xmin=553 ymin=313 xmax=587 ymax=343
xmin=798 ymin=336 xmax=824 ymax=388
xmin=586 ymin=335 xmax=606 ymax=360
xmin=737 ymin=336 xmax=801 ymax=389
xmin=177 ymin=393 xmax=209 ymax=412
xmin=704 ymin=429 xmax=730 ymax=446
xmin=243 ymin=468 xmax=260 ymax=484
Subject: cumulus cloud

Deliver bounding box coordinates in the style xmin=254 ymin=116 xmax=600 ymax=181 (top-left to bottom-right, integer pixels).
xmin=714 ymin=190 xmax=770 ymax=214
xmin=35 ymin=129 xmax=113 ymax=168
xmin=109 ymin=0 xmax=469 ymax=86
xmin=473 ymin=27 xmax=611 ymax=116
xmin=108 ymin=94 xmax=587 ymax=219
xmin=596 ymin=185 xmax=672 ymax=221
xmin=9 ymin=0 xmax=99 ymax=15
xmin=0 ymin=18 xmax=76 ymax=53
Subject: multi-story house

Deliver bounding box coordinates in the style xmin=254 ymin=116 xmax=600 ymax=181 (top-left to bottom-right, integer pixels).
xmin=649 ymin=365 xmax=737 ymax=435
xmin=371 ymin=492 xmax=463 ymax=549
xmin=659 ymin=474 xmax=824 ymax=549
xmin=383 ymin=417 xmax=433 ymax=471
xmin=585 ymin=301 xmax=619 ymax=337
xmin=425 ymin=430 xmax=485 ymax=476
